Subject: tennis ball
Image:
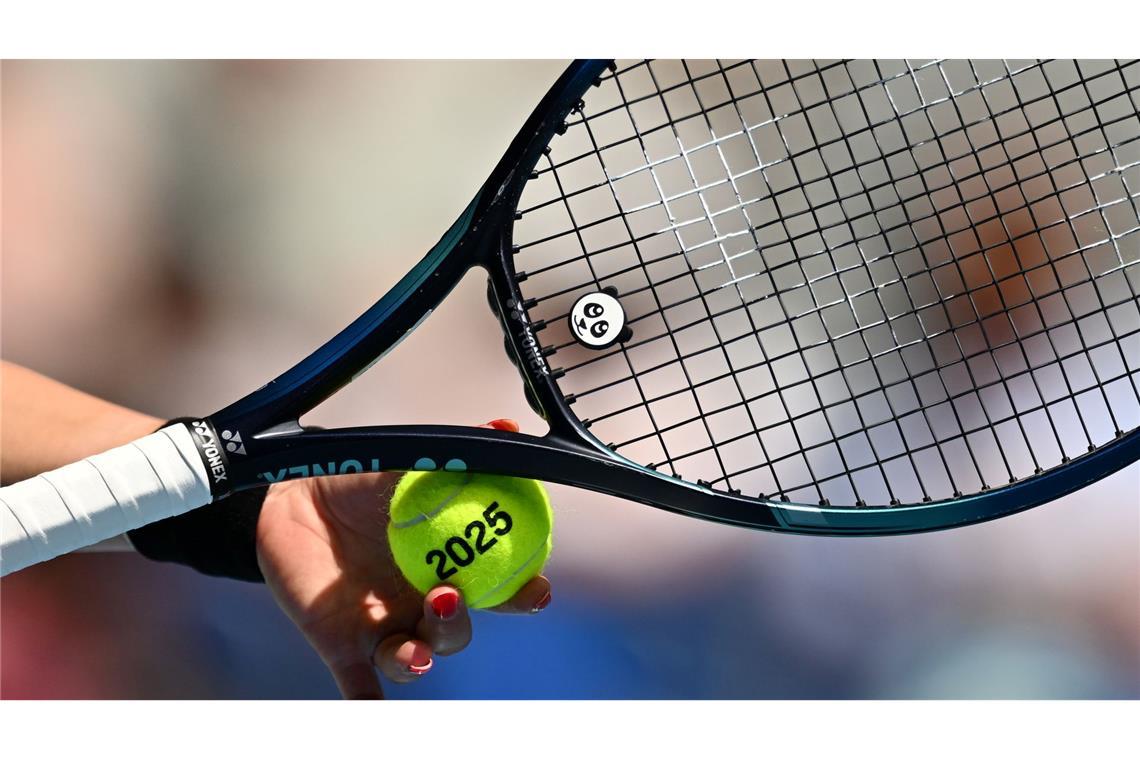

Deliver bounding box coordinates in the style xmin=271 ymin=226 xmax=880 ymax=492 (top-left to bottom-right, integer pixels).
xmin=387 ymin=471 xmax=552 ymax=609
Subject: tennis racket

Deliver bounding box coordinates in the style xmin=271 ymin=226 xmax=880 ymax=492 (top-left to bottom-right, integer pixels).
xmin=3 ymin=59 xmax=1139 ymax=576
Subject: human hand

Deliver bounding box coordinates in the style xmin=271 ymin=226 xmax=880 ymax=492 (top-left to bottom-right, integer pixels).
xmin=255 ymin=419 xmax=552 ymax=698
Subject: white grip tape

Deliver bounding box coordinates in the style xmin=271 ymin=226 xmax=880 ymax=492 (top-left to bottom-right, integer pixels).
xmin=0 ymin=424 xmax=211 ymax=576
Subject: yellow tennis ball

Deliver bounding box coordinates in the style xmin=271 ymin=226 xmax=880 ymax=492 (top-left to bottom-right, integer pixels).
xmin=386 ymin=471 xmax=552 ymax=609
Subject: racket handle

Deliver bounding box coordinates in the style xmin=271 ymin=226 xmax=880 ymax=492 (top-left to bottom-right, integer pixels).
xmin=0 ymin=423 xmax=211 ymax=576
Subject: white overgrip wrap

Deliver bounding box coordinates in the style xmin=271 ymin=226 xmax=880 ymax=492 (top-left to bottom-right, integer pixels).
xmin=0 ymin=423 xmax=212 ymax=576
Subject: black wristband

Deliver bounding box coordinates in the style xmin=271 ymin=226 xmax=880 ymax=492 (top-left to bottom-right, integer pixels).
xmin=127 ymin=418 xmax=267 ymax=582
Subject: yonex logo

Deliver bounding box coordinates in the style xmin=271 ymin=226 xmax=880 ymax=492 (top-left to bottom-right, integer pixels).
xmin=190 ymin=419 xmax=228 ymax=486
xmin=505 ymin=298 xmax=549 ymax=377
xmin=259 ymin=459 xmax=383 ymax=482
xmin=222 ymin=429 xmax=246 ymax=455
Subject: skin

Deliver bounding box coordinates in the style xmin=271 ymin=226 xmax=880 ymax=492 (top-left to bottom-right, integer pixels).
xmin=1 ymin=361 xmax=551 ymax=698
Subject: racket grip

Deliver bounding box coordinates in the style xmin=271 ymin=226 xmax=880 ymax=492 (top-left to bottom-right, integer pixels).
xmin=0 ymin=423 xmax=211 ymax=576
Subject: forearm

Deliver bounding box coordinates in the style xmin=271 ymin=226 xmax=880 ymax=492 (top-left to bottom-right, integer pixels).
xmin=0 ymin=361 xmax=162 ymax=484
xmin=0 ymin=361 xmax=264 ymax=575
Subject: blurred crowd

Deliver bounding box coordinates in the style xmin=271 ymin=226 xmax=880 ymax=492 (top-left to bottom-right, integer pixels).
xmin=1 ymin=60 xmax=1137 ymax=698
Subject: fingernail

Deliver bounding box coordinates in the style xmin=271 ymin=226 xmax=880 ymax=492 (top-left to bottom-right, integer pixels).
xmin=431 ymin=590 xmax=460 ymax=620
xmin=408 ymin=654 xmax=433 ymax=675
xmin=486 ymin=418 xmax=519 ymax=432
xmin=531 ymin=591 xmax=551 ymax=614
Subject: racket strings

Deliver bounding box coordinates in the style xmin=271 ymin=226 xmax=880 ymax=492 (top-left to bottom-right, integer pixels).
xmin=624 ymin=60 xmax=1130 ymax=494
xmin=512 ymin=59 xmax=1140 ymax=506
xmin=531 ymin=60 xmax=1140 ymax=499
xmin=638 ymin=58 xmax=1030 ymax=500
xmin=567 ymin=61 xmax=1136 ymax=476
xmin=624 ymin=60 xmax=1130 ymax=499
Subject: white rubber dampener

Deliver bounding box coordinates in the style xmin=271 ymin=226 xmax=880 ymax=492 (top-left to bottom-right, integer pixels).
xmin=0 ymin=424 xmax=211 ymax=576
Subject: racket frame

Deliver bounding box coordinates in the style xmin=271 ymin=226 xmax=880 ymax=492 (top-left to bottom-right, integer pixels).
xmin=194 ymin=59 xmax=1139 ymax=535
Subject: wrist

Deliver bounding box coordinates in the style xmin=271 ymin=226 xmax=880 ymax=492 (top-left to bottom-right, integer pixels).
xmin=125 ymin=417 xmax=269 ymax=583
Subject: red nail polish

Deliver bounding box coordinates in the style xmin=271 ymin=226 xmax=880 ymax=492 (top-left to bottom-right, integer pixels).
xmin=431 ymin=590 xmax=460 ymax=620
xmin=408 ymin=657 xmax=433 ymax=675
xmin=486 ymin=418 xmax=519 ymax=432
xmin=532 ymin=591 xmax=551 ymax=614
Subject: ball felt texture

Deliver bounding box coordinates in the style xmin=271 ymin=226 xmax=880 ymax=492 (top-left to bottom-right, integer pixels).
xmin=387 ymin=471 xmax=552 ymax=609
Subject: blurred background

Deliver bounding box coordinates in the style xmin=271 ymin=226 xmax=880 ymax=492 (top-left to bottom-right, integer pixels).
xmin=1 ymin=60 xmax=1137 ymax=699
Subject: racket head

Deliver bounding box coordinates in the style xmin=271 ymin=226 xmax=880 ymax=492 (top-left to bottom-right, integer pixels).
xmin=496 ymin=59 xmax=1140 ymax=532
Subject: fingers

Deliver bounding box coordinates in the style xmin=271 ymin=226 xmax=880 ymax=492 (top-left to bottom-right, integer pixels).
xmin=373 ymin=588 xmax=476 ymax=682
xmin=373 ymin=634 xmax=434 ymax=684
xmin=488 ymin=574 xmax=552 ymax=615
xmin=416 ymin=586 xmax=473 ymax=656
xmin=365 ymin=578 xmax=549 ymax=693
